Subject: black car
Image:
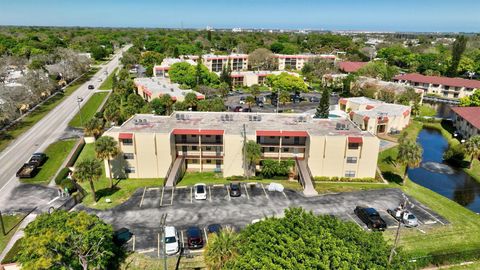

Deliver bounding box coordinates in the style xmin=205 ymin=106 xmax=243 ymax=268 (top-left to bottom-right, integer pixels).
xmin=229 ymin=182 xmax=242 ymax=197
xmin=88 ymin=84 xmax=95 ymax=90
xmin=354 ymin=206 xmax=387 ymax=231
xmin=28 ymin=152 xmax=47 ymax=166
xmin=206 ymin=224 xmax=222 ymax=235
xmin=186 ymin=226 xmax=204 ymax=249
xmin=113 ymin=228 xmax=133 ymax=245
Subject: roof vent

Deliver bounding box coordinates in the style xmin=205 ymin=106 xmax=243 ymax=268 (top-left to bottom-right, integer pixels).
xmin=249 ymin=115 xmax=253 ymax=121
xmin=175 ymin=114 xmax=180 ymax=120
xmin=221 ymin=115 xmax=225 ymax=121
xmin=257 ymin=115 xmax=262 ymax=121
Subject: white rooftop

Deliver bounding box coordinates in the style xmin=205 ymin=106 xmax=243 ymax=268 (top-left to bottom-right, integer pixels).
xmin=133 ymin=77 xmax=204 ymax=100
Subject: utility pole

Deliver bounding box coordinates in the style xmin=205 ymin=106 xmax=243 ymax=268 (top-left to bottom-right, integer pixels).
xmin=388 ymin=195 xmax=409 ymax=265
xmin=77 ymin=96 xmax=84 ymax=127
xmin=242 ymin=124 xmax=248 ymax=179
xmin=0 ymin=210 xmax=5 ymax=236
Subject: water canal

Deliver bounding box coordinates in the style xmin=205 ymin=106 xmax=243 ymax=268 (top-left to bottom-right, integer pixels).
xmin=408 ymin=128 xmax=480 ymax=213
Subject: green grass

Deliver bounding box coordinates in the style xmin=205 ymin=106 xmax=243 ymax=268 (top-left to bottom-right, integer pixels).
xmin=314 ymin=182 xmax=396 ymax=193
xmin=98 ymin=67 xmax=118 ymax=90
xmin=0 ymin=68 xmax=98 ymax=153
xmin=75 ymin=144 xmax=163 ymax=210
xmin=122 ymin=253 xmax=205 ymax=270
xmin=68 ymin=92 xmax=109 ymax=128
xmin=0 ymin=215 xmax=23 ymax=256
xmin=1 ymin=238 xmax=23 ymax=264
xmin=418 ymin=104 xmax=437 ymax=117
xmin=21 ymin=139 xmax=77 ymax=184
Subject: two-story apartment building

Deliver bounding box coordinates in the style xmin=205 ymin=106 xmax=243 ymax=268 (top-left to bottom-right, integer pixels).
xmin=451 ymin=107 xmax=480 ymax=139
xmin=102 ymin=112 xmax=379 ymax=181
xmin=393 ymin=73 xmax=480 ymax=99
xmin=275 ymin=54 xmax=336 ymax=71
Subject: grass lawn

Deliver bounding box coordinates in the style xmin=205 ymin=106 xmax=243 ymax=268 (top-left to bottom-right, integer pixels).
xmin=418 ymin=104 xmax=437 ymax=117
xmin=21 ymin=139 xmax=77 ymax=184
xmin=75 ymin=144 xmax=163 ymax=210
xmin=177 ymin=172 xmax=303 ymax=191
xmin=121 ymin=253 xmax=205 ymax=270
xmin=98 ymin=67 xmax=118 ymax=90
xmin=68 ymin=91 xmax=109 ymax=128
xmin=314 ymin=182 xmax=396 ymax=193
xmin=0 ymin=68 xmax=98 ymax=153
xmin=0 ymin=215 xmax=22 ymax=256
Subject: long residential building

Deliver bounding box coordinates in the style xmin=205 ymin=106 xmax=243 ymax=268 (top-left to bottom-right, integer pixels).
xmin=451 ymin=107 xmax=480 ymax=139
xmin=133 ymin=77 xmax=204 ymax=102
xmin=339 ymin=97 xmax=411 ymax=135
xmin=102 ymin=112 xmax=379 ymax=181
xmin=276 ymin=54 xmax=336 ymax=71
xmin=393 ymin=73 xmax=480 ymax=99
xmin=230 ymin=70 xmax=300 ymax=87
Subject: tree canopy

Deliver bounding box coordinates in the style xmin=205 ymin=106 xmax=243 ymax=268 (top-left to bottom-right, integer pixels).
xmin=266 ymin=72 xmax=308 ymax=93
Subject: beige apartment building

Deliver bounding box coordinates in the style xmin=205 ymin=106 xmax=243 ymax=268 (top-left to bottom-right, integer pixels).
xmin=451 ymin=107 xmax=480 ymax=139
xmin=230 ymin=71 xmax=300 ymax=87
xmin=102 ymin=112 xmax=379 ymax=182
xmin=393 ymin=73 xmax=480 ymax=99
xmin=339 ymin=97 xmax=411 ymax=135
xmin=133 ymin=77 xmax=204 ymax=102
xmin=276 ymin=54 xmax=336 ymax=71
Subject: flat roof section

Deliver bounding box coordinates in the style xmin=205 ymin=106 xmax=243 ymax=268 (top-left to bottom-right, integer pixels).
xmin=108 ymin=112 xmax=374 ymax=137
xmin=134 ymin=77 xmax=204 ymax=101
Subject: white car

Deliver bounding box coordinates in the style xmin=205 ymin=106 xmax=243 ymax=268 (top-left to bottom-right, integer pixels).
xmin=194 ymin=183 xmax=207 ymax=200
xmin=164 ymin=226 xmax=179 ymax=255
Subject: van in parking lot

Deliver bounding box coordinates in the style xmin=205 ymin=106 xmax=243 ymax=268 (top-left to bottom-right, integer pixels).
xmin=164 ymin=226 xmax=180 ymax=255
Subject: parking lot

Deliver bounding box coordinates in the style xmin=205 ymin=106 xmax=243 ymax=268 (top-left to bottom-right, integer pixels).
xmin=80 ymin=186 xmax=448 ymax=255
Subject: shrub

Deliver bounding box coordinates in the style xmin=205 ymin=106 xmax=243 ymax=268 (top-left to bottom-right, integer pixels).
xmin=314 ymin=176 xmax=378 ymax=183
xmin=261 ymin=159 xmax=294 ymax=178
xmin=55 ymin=167 xmax=71 ymax=185
xmin=60 ymin=178 xmax=77 ymax=194
xmin=443 ymin=144 xmax=466 ymax=166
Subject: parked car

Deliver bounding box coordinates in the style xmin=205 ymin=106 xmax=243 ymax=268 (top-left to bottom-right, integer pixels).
xmin=206 ymin=224 xmax=222 ymax=235
xmin=229 ymin=182 xmax=242 ymax=197
xmin=28 ymin=152 xmax=46 ymax=166
xmin=239 ymin=97 xmax=246 ymax=104
xmin=257 ymin=101 xmax=264 ymax=107
xmin=88 ymin=84 xmax=95 ymax=90
xmin=242 ymin=107 xmax=252 ymax=112
xmin=16 ymin=163 xmax=38 ymax=178
xmin=164 ymin=226 xmax=180 ymax=255
xmin=97 ymin=78 xmax=102 ymax=82
xmin=113 ymin=228 xmax=133 ymax=245
xmin=186 ymin=226 xmax=204 ymax=249
xmin=309 ymin=96 xmax=320 ymax=103
xmin=387 ymin=208 xmax=419 ymax=227
xmin=233 ymin=106 xmax=243 ymax=112
xmin=194 ymin=183 xmax=207 ymax=200
xmin=354 ymin=206 xmax=387 ymax=231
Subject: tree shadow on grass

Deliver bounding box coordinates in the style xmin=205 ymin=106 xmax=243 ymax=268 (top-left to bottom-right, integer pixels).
xmin=382 ymin=155 xmax=397 ymax=167
xmin=382 ymin=172 xmax=403 ymax=185
xmin=95 ymin=186 xmax=121 ymax=201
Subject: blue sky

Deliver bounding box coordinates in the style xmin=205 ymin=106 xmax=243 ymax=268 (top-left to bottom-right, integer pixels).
xmin=0 ymin=0 xmax=479 ymax=32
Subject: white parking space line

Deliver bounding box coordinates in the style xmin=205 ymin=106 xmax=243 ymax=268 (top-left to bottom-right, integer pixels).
xmin=416 ymin=205 xmax=445 ymax=225
xmin=138 ymin=248 xmax=155 ymax=254
xmin=159 ymin=187 xmax=165 ymax=206
xmin=243 ymin=184 xmax=250 ymax=200
xmin=139 ymin=187 xmax=147 ymax=207
xmin=208 ymin=186 xmax=212 ymax=202
xmin=47 ymin=196 xmax=60 ymax=205
xmin=261 ymin=184 xmax=269 ymax=199
xmin=213 ymin=184 xmax=224 ymax=187
xmin=190 ymin=186 xmax=193 ymax=204
xmin=346 ymin=213 xmax=364 ymax=229
xmin=147 ymin=187 xmax=160 ymax=190
xmin=226 ymin=186 xmax=231 ymax=201
xmin=158 ymin=233 xmax=161 ymax=257
xmin=204 ymin=228 xmax=208 ymax=243
xmin=416 ymin=227 xmax=426 ymax=234
xmin=281 ymin=191 xmax=288 ymax=199
xmin=170 ymin=188 xmax=174 ymax=205
xmin=132 ymin=234 xmax=136 ymax=251
xmin=180 ymin=231 xmax=185 ymax=249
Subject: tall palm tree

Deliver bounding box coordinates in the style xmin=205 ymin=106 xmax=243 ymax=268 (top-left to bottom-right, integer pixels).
xmin=464 ymin=135 xmax=480 ymax=169
xmin=159 ymin=94 xmax=174 ymax=115
xmin=245 ymin=96 xmax=256 ymax=108
xmin=204 ymin=227 xmax=239 ymax=270
xmin=95 ymin=136 xmax=120 ymax=189
xmin=244 ymin=140 xmax=262 ymax=176
xmin=83 ymin=117 xmax=104 ymax=137
xmin=397 ymin=140 xmax=423 ymax=185
xmin=73 ymin=158 xmax=102 ymax=202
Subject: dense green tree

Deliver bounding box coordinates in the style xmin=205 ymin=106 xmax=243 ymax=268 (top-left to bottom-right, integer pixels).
xmin=184 ymin=92 xmax=199 ymax=110
xmin=140 ymin=51 xmax=164 ymax=77
xmin=18 ymin=211 xmax=116 ymax=270
xmin=397 ymin=140 xmax=423 ymax=185
xmin=127 ymin=93 xmax=146 ymax=112
xmin=315 ymin=88 xmax=330 ymax=119
xmin=159 ymin=94 xmax=175 ymax=115
xmin=95 ymin=136 xmax=120 ymax=189
xmin=169 ymin=62 xmax=219 ymax=88
xmin=73 ymin=158 xmax=103 ymax=202
xmin=377 ymin=45 xmax=412 ymax=68
xmin=204 ymin=227 xmax=239 ymax=270
xmin=244 ymin=140 xmax=262 ymax=176
xmin=356 ymin=61 xmax=399 ymax=81
xmin=266 ymin=72 xmax=308 ymax=93
xmin=219 ymin=60 xmax=232 ymax=90
xmin=464 ymin=136 xmax=480 ymax=169
xmin=83 ymin=117 xmax=104 ymax=137
xmin=91 ymin=45 xmax=108 ymax=60
xmin=446 ymin=35 xmax=468 ymax=77
xmin=459 ymin=90 xmax=480 ymax=107
xmin=209 ymin=208 xmax=413 ymax=270
xmin=377 ymin=88 xmax=396 ymax=103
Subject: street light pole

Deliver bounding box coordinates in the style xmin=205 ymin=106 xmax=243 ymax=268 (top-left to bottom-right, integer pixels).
xmin=77 ymin=97 xmax=84 ymax=127
xmin=388 ymin=195 xmax=409 ymax=265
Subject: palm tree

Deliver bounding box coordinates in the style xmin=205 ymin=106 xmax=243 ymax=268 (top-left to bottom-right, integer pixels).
xmin=279 ymin=91 xmax=290 ymax=106
xmin=159 ymin=94 xmax=174 ymax=115
xmin=244 ymin=140 xmax=262 ymax=176
xmin=464 ymin=135 xmax=480 ymax=169
xmin=84 ymin=118 xmax=104 ymax=137
xmin=397 ymin=140 xmax=423 ymax=185
xmin=245 ymin=96 xmax=256 ymax=108
xmin=184 ymin=92 xmax=198 ymax=110
xmin=250 ymin=84 xmax=261 ymax=101
xmin=204 ymin=227 xmax=239 ymax=270
xmin=95 ymin=136 xmax=120 ymax=189
xmin=73 ymin=158 xmax=102 ymax=202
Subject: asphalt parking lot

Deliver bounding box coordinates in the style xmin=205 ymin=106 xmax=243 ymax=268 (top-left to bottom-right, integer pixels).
xmin=77 ymin=185 xmax=448 ymax=255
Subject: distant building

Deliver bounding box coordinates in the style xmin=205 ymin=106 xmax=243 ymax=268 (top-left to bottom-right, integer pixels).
xmin=230 ymin=70 xmax=300 ymax=87
xmin=338 ymin=61 xmax=368 ymax=73
xmin=275 ymin=54 xmax=336 ymax=71
xmin=133 ymin=77 xmax=204 ymax=102
xmin=339 ymin=97 xmax=411 ymax=135
xmin=153 ymin=58 xmax=197 ymax=77
xmin=393 ymin=73 xmax=480 ymax=99
xmin=451 ymin=107 xmax=480 ymax=139
xmin=202 ymin=54 xmax=249 ymax=72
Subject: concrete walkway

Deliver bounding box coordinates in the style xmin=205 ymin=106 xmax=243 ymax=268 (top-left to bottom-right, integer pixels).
xmin=165 ymin=157 xmax=185 ymax=187
xmin=296 ymin=159 xmax=318 ymax=197
xmin=0 ymin=213 xmax=37 ymax=262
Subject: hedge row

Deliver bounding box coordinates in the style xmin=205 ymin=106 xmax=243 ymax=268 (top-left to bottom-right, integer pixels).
xmin=313 ymin=176 xmax=378 ymax=183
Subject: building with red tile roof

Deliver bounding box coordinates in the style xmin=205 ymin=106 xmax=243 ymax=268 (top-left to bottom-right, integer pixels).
xmin=393 ymin=73 xmax=480 ymax=99
xmin=338 ymin=61 xmax=369 ymax=73
xmin=451 ymin=107 xmax=480 ymax=139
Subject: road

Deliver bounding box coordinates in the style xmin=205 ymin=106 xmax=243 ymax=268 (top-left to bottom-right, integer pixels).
xmin=0 ymin=45 xmax=131 ymax=210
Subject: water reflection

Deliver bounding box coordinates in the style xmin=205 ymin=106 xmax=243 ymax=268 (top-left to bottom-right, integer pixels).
xmin=408 ymin=128 xmax=480 ymax=213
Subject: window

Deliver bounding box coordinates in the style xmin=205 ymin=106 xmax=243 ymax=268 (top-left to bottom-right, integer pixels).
xmin=125 ymin=167 xmax=135 ymax=173
xmin=205 ymin=146 xmax=212 ymax=151
xmin=189 ymin=159 xmax=199 ymax=164
xmin=346 ymin=157 xmax=357 ymax=164
xmin=206 ymin=159 xmax=212 ymax=164
xmin=258 ymin=76 xmax=266 ymax=85
xmin=123 ymin=153 xmax=134 ymax=160
xmin=269 ymin=147 xmax=275 ymax=152
xmin=122 ymin=139 xmax=133 ymax=145
xmin=212 ymin=59 xmax=224 ymax=72
xmin=205 ymin=135 xmax=211 ymax=138
xmin=192 ymin=146 xmax=198 ymax=151
xmin=232 ymin=76 xmax=244 ymax=87
xmin=215 ymin=135 xmax=222 ymax=143
xmin=433 ymin=84 xmax=439 ymax=87
xmin=345 ymin=171 xmax=356 ymax=178
xmin=283 ymin=148 xmax=289 ymax=152
xmin=191 ymin=135 xmax=197 ymax=138
xmin=232 ymin=58 xmax=243 ymax=71
xmin=348 ymin=143 xmax=360 ymax=150
xmin=284 ymin=58 xmax=297 ymax=69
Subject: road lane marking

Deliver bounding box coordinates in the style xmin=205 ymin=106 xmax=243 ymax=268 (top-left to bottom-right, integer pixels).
xmin=190 ymin=187 xmax=193 ymax=204
xmin=282 ymin=191 xmax=288 ymax=199
xmin=139 ymin=187 xmax=147 ymax=207
xmin=159 ymin=187 xmax=165 ymax=206
xmin=170 ymin=188 xmax=174 ymax=205
xmin=132 ymin=234 xmax=136 ymax=251
xmin=261 ymin=184 xmax=269 ymax=199
xmin=147 ymin=187 xmax=160 ymax=190
xmin=243 ymin=184 xmax=250 ymax=200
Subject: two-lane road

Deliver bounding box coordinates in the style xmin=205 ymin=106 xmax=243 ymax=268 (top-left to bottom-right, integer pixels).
xmin=0 ymin=45 xmax=131 ymax=209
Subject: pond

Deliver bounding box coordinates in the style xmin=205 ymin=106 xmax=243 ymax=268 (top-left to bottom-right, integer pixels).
xmin=408 ymin=128 xmax=480 ymax=213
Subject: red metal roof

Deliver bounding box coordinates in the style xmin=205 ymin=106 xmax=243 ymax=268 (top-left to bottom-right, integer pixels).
xmin=172 ymin=129 xmax=224 ymax=135
xmin=348 ymin=137 xmax=363 ymax=144
xmin=339 ymin=62 xmax=368 ymax=73
xmin=394 ymin=73 xmax=480 ymax=89
xmin=366 ymin=104 xmax=375 ymax=110
xmin=119 ymin=133 xmax=133 ymax=140
xmin=256 ymin=130 xmax=308 ymax=137
xmin=451 ymin=107 xmax=480 ymax=130
xmin=339 ymin=98 xmax=348 ymax=105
